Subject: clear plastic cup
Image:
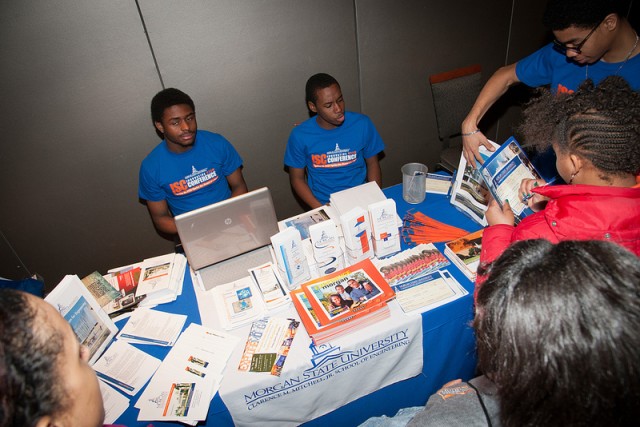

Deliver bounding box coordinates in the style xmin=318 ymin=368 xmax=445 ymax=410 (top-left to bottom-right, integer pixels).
xmin=402 ymin=163 xmax=428 ymax=204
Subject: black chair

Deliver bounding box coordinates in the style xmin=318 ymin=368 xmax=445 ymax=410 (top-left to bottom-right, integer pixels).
xmin=429 ymin=64 xmax=482 ymax=173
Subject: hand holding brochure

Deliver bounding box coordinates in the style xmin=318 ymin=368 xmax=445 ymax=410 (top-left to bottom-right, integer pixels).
xmin=478 ymin=136 xmax=543 ymax=223
xmin=450 ymin=136 xmax=543 ymax=225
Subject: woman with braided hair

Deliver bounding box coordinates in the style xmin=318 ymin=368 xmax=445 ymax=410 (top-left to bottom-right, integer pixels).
xmin=478 ymin=76 xmax=640 ymax=288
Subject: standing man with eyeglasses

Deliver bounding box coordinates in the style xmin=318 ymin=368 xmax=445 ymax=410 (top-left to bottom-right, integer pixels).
xmin=461 ymin=0 xmax=639 ymax=166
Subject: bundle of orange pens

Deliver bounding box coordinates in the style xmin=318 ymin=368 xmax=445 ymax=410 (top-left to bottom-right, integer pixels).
xmin=402 ymin=210 xmax=469 ymax=245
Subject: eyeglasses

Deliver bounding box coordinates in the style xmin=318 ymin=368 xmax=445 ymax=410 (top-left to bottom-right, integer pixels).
xmin=552 ymin=19 xmax=603 ymax=54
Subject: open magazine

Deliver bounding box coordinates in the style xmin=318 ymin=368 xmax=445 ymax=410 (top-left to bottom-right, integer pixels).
xmin=45 ymin=275 xmax=118 ymax=364
xmin=449 ymin=141 xmax=499 ymax=226
xmin=449 ymin=136 xmax=543 ymax=226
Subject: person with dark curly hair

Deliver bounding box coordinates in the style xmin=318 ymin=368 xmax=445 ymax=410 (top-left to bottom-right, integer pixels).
xmin=0 ymin=288 xmax=105 ymax=427
xmin=362 ymin=239 xmax=640 ymax=426
xmin=478 ymin=76 xmax=640 ymax=283
xmin=461 ymin=0 xmax=639 ymax=167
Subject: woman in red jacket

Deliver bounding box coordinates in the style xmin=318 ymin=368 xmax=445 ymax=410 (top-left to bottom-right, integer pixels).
xmin=478 ymin=76 xmax=640 ymax=290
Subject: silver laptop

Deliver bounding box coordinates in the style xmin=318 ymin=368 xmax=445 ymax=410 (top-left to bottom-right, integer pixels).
xmin=175 ymin=187 xmax=279 ymax=291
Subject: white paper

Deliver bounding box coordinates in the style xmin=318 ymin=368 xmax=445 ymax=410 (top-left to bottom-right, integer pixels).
xmin=98 ymin=381 xmax=130 ymax=424
xmin=393 ymin=269 xmax=468 ymax=314
xmin=135 ymin=323 xmax=238 ymax=423
xmin=93 ymin=340 xmax=161 ymax=395
xmin=118 ymin=308 xmax=186 ymax=346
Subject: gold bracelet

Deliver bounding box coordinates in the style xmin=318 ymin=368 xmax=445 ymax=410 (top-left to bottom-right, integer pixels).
xmin=461 ymin=129 xmax=481 ymax=137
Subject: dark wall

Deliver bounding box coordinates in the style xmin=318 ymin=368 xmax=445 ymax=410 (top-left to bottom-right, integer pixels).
xmin=0 ymin=0 xmax=550 ymax=290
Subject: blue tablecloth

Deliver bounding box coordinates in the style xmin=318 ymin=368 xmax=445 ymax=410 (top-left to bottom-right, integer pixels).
xmin=115 ymin=184 xmax=481 ymax=426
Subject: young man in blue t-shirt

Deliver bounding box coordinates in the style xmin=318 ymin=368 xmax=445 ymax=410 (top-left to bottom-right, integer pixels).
xmin=139 ymin=88 xmax=248 ymax=235
xmin=284 ymin=73 xmax=385 ymax=208
xmin=461 ymin=0 xmax=639 ymax=166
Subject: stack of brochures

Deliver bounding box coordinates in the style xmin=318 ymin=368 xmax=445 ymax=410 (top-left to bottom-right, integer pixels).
xmin=80 ymin=270 xmax=146 ymax=317
xmin=211 ymin=276 xmax=267 ymax=330
xmin=291 ymin=258 xmax=395 ymax=345
xmin=372 ymin=243 xmax=450 ymax=287
xmin=248 ymin=262 xmax=292 ymax=312
xmin=443 ymin=229 xmax=483 ymax=281
xmin=132 ymin=252 xmax=186 ymax=307
xmin=211 ymin=262 xmax=293 ymax=330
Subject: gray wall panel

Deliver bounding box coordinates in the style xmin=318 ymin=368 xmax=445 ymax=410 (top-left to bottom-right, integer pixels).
xmin=355 ymin=0 xmax=514 ymax=187
xmin=139 ymin=0 xmax=360 ymax=220
xmin=0 ymin=0 xmax=558 ymax=290
xmin=0 ymin=0 xmax=173 ymax=287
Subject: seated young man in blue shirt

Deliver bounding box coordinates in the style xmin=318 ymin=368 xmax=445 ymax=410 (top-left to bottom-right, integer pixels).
xmin=139 ymin=88 xmax=248 ymax=235
xmin=284 ymin=73 xmax=385 ymax=209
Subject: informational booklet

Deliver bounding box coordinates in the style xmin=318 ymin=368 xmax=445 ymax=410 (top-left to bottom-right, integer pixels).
xmin=450 ymin=136 xmax=544 ymax=226
xmin=118 ymin=308 xmax=187 ymax=346
xmin=478 ymin=136 xmax=543 ymax=223
xmin=449 ymin=140 xmax=500 ymax=226
xmin=248 ymin=262 xmax=291 ymax=312
xmin=425 ymin=173 xmax=453 ymax=194
xmin=393 ymin=269 xmax=468 ymax=315
xmin=45 ymin=275 xmax=118 ymax=365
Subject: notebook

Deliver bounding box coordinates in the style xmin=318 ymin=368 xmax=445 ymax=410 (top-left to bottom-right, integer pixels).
xmin=175 ymin=187 xmax=279 ymax=291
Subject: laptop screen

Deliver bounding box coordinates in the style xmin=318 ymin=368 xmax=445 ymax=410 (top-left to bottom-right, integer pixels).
xmin=174 ymin=187 xmax=279 ymax=271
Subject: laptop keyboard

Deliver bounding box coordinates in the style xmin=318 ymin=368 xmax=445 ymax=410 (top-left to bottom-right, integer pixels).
xmin=198 ymin=246 xmax=274 ymax=291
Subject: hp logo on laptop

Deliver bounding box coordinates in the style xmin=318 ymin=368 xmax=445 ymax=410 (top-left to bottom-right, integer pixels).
xmin=225 ymin=218 xmax=232 ymax=225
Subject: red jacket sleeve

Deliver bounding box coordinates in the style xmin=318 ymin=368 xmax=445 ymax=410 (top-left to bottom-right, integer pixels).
xmin=474 ymin=224 xmax=515 ymax=301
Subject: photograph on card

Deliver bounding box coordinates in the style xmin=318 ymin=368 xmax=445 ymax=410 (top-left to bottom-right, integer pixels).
xmin=301 ymin=259 xmax=393 ymax=326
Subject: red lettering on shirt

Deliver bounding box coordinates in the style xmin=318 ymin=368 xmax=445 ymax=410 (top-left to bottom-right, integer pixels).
xmin=556 ymin=84 xmax=574 ymax=94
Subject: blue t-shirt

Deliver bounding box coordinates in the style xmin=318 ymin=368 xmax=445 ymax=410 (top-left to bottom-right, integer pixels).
xmin=349 ymin=286 xmax=368 ymax=302
xmin=516 ymin=42 xmax=640 ymax=93
xmin=516 ymin=43 xmax=640 ymax=181
xmin=284 ymin=111 xmax=385 ymax=204
xmin=138 ymin=130 xmax=243 ymax=216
